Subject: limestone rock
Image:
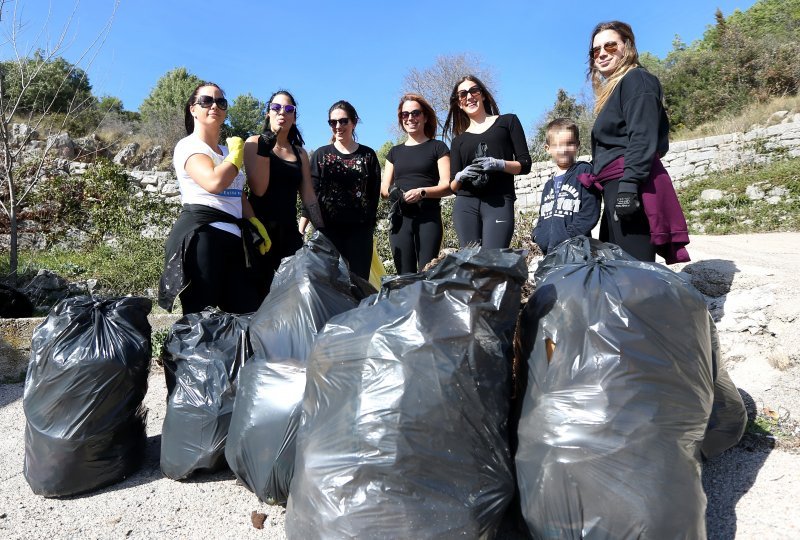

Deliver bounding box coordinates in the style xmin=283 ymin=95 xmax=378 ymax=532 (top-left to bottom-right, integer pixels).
xmin=46 ymin=132 xmax=76 ymax=159
xmin=700 ymin=189 xmax=724 ymax=201
xmin=113 ymin=142 xmax=140 ymax=166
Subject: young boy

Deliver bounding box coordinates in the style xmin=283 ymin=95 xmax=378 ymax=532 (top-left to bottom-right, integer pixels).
xmin=532 ymin=118 xmax=601 ymax=255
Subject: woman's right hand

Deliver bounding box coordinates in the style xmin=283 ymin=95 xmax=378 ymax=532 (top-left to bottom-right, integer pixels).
xmin=223 ymin=137 xmax=245 ymax=170
xmin=454 ymin=163 xmax=481 ymax=185
xmin=257 ymin=127 xmax=281 ymax=157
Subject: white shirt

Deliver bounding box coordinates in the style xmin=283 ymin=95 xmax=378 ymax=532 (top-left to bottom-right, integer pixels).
xmin=173 ymin=134 xmax=245 ymax=236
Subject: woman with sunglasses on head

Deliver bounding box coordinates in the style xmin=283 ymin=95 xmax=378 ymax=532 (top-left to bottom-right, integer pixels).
xmin=444 ymin=75 xmax=531 ymax=249
xmin=244 ymin=90 xmax=324 ymax=293
xmin=159 ymin=82 xmax=269 ymax=315
xmin=381 ymin=93 xmax=451 ymax=273
xmin=581 ymin=21 xmax=689 ymax=263
xmin=302 ymin=100 xmax=380 ymax=280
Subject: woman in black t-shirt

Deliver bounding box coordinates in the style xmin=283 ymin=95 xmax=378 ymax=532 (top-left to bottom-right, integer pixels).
xmin=381 ymin=93 xmax=451 ymax=273
xmin=303 ymin=100 xmax=381 ymax=280
xmin=244 ymin=90 xmax=325 ymax=293
xmin=443 ymin=75 xmax=531 ymax=249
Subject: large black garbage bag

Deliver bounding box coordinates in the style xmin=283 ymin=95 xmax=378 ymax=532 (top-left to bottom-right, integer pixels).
xmin=226 ymin=232 xmax=361 ymax=504
xmin=285 ymin=247 xmax=527 ymax=540
xmin=160 ymin=308 xmax=251 ymax=480
xmin=23 ymin=296 xmax=152 ymax=497
xmin=516 ymin=237 xmax=744 ymax=539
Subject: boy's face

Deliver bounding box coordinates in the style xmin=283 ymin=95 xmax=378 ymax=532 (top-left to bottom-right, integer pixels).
xmin=545 ymin=129 xmax=578 ymax=170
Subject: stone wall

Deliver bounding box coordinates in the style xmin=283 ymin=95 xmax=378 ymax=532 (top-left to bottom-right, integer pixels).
xmin=513 ymin=114 xmax=800 ymax=213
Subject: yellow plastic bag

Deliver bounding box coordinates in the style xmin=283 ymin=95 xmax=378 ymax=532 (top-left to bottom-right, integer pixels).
xmin=369 ymin=240 xmax=386 ymax=290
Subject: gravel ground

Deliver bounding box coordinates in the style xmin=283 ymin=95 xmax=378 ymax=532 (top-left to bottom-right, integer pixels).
xmin=2 ymin=233 xmax=799 ymax=539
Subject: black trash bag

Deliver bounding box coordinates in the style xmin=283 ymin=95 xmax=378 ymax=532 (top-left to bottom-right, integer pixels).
xmin=516 ymin=237 xmax=744 ymax=539
xmin=226 ymin=232 xmax=361 ymax=504
xmin=285 ymin=247 xmax=527 ymax=540
xmin=160 ymin=308 xmax=251 ymax=480
xmin=23 ymin=296 xmax=152 ymax=497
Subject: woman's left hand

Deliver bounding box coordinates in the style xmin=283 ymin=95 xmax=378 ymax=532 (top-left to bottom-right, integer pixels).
xmin=404 ymin=188 xmax=426 ymax=203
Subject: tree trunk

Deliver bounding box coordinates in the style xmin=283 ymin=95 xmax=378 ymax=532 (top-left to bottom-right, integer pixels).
xmin=9 ymin=202 xmax=18 ymax=283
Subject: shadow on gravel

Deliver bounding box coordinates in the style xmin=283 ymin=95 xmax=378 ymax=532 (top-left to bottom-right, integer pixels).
xmin=704 ymin=389 xmax=773 ymax=540
xmin=0 ymin=381 xmax=23 ymax=408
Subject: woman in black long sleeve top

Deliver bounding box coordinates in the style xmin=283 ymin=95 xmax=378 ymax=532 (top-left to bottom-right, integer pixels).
xmin=444 ymin=75 xmax=532 ymax=249
xmin=587 ymin=20 xmax=689 ymax=262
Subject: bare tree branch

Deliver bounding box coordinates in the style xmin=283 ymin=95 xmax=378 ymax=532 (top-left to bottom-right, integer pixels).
xmin=402 ymin=53 xmax=496 ymax=141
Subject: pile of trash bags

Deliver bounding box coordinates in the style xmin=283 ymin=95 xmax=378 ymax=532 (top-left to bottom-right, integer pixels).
xmin=515 ymin=237 xmax=747 ymax=538
xmin=225 ymin=232 xmax=364 ymax=504
xmin=23 ymin=296 xmax=152 ymax=497
xmin=285 ymin=247 xmax=528 ymax=539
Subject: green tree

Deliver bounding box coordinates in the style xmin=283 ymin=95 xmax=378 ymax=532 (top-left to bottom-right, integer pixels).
xmin=139 ymin=67 xmax=202 ymax=149
xmin=223 ymin=93 xmax=266 ymax=139
xmin=376 ymin=140 xmax=393 ymax=169
xmin=0 ymin=51 xmax=95 ymax=115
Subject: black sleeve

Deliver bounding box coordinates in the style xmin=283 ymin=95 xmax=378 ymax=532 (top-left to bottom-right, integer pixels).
xmin=532 ymin=181 xmax=550 ymax=249
xmin=621 ymin=75 xmax=663 ymax=185
xmin=508 ymin=114 xmax=532 ymax=175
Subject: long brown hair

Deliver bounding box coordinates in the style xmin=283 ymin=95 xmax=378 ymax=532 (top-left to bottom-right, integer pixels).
xmin=397 ymin=93 xmax=438 ymax=139
xmin=588 ymin=21 xmax=640 ymax=114
xmin=443 ymin=74 xmax=500 ymax=140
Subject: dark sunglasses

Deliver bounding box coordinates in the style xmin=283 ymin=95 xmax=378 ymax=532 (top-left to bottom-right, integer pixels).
xmin=591 ymin=41 xmax=619 ymax=59
xmin=328 ymin=117 xmax=351 ymax=128
xmin=269 ymin=103 xmax=296 ymax=114
xmin=400 ymin=109 xmax=423 ymax=120
xmin=194 ymin=95 xmax=228 ymax=110
xmin=457 ymin=85 xmax=482 ymax=101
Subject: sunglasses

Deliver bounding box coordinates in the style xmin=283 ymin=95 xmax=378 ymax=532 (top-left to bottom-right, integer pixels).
xmin=269 ymin=103 xmax=296 ymax=114
xmin=591 ymin=41 xmax=619 ymax=59
xmin=457 ymin=85 xmax=482 ymax=102
xmin=194 ymin=95 xmax=228 ymax=110
xmin=328 ymin=117 xmax=351 ymax=128
xmin=400 ymin=109 xmax=423 ymax=121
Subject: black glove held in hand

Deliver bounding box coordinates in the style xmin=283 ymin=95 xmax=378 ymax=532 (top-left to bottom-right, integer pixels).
xmin=614 ymin=181 xmax=641 ymax=219
xmin=257 ymin=130 xmax=278 ymax=157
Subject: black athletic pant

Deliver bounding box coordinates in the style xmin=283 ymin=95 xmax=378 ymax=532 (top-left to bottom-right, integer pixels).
xmin=599 ymin=178 xmax=656 ymax=262
xmin=389 ymin=208 xmax=442 ymax=274
xmin=179 ymin=225 xmax=262 ymax=315
xmin=324 ymin=223 xmax=374 ymax=281
xmin=453 ymin=194 xmax=515 ymax=249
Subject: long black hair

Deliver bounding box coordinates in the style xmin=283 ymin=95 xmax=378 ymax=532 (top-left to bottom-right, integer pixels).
xmin=328 ymin=100 xmax=359 ymax=143
xmin=442 ymin=74 xmax=500 ymax=140
xmin=184 ymin=82 xmax=224 ymax=135
xmin=263 ymin=89 xmax=305 ymax=147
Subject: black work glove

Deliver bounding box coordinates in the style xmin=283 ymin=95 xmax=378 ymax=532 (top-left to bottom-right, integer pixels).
xmin=615 ymin=181 xmax=641 ymax=219
xmin=388 ymin=185 xmax=404 ymax=205
xmin=257 ymin=129 xmax=279 ymax=157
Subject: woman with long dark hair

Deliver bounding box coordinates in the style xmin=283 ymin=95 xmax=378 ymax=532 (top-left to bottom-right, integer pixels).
xmin=244 ymin=90 xmax=324 ymax=292
xmin=303 ymin=100 xmax=380 ymax=280
xmin=581 ymin=20 xmax=690 ymax=263
xmin=381 ymin=93 xmax=450 ymax=273
xmin=444 ymin=75 xmax=531 ymax=249
xmin=159 ymin=82 xmax=269 ymax=314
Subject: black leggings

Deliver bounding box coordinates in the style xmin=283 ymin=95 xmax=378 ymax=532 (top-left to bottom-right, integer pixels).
xmin=324 ymin=224 xmax=374 ymax=280
xmin=453 ymin=194 xmax=515 ymax=248
xmin=180 ymin=225 xmax=262 ymax=315
xmin=599 ymin=178 xmax=656 ymax=262
xmin=252 ymin=220 xmax=304 ymax=296
xmin=390 ymin=209 xmax=442 ymax=274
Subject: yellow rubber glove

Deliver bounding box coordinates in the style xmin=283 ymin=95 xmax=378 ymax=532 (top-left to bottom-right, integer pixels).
xmin=248 ymin=217 xmax=272 ymax=254
xmin=223 ymin=137 xmax=244 ymax=171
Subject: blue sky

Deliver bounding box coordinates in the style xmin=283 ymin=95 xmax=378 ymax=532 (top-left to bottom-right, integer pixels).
xmin=4 ymin=0 xmax=756 ymax=150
